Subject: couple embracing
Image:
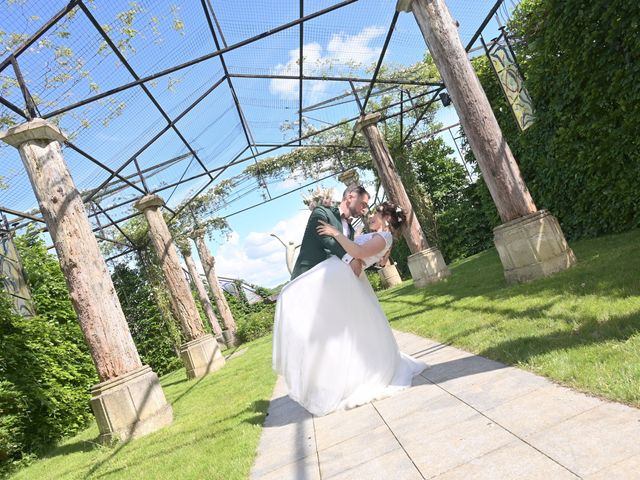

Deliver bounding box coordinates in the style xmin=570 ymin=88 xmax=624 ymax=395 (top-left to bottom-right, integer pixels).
xmin=273 ymin=184 xmax=427 ymax=417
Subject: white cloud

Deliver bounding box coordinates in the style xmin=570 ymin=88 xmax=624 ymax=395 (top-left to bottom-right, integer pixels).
xmin=270 ymin=26 xmax=385 ymax=101
xmin=270 ymin=42 xmax=323 ymax=100
xmin=326 ymin=26 xmax=386 ymax=65
xmin=212 ymin=210 xmax=312 ymax=288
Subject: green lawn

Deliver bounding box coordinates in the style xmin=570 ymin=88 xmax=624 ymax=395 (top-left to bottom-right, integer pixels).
xmin=11 ymin=229 xmax=640 ymax=479
xmin=11 ymin=337 xmax=276 ymax=480
xmin=379 ymin=228 xmax=640 ymax=407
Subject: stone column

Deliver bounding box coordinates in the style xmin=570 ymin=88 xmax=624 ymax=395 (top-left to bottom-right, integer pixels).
xmin=355 ymin=113 xmax=450 ymax=287
xmin=134 ymin=195 xmax=224 ymax=378
xmin=191 ymin=230 xmax=237 ymax=345
xmin=379 ymin=263 xmax=403 ymax=289
xmin=397 ymin=0 xmax=576 ymax=283
xmin=0 ymin=119 xmax=172 ymax=443
xmin=179 ymin=244 xmax=227 ymax=348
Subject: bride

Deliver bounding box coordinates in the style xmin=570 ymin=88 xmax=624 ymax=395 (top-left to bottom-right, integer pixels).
xmin=272 ymin=201 xmax=427 ymax=416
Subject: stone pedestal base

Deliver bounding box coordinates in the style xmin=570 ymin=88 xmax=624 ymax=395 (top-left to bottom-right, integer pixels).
xmin=379 ymin=264 xmax=403 ymax=288
xmin=222 ymin=329 xmax=238 ymax=347
xmin=180 ymin=334 xmax=225 ymax=379
xmin=90 ymin=365 xmax=173 ymax=444
xmin=407 ymin=247 xmax=450 ymax=288
xmin=215 ymin=334 xmax=228 ymax=350
xmin=494 ymin=209 xmax=576 ymax=284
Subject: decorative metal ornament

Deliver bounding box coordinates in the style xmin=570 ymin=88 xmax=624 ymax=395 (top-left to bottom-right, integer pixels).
xmin=483 ymin=30 xmax=535 ymax=131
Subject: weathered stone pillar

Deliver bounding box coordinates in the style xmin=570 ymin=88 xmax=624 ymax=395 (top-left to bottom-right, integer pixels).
xmin=179 ymin=244 xmax=227 ymax=348
xmin=134 ymin=195 xmax=224 ymax=378
xmin=355 ymin=113 xmax=450 ymax=287
xmin=0 ymin=119 xmax=172 ymax=443
xmin=191 ymin=229 xmax=237 ymax=345
xmin=379 ymin=263 xmax=403 ymax=289
xmin=397 ymin=0 xmax=576 ymax=282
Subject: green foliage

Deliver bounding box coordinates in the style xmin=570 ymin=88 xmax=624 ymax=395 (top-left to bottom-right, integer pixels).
xmin=391 ymin=145 xmax=439 ymax=247
xmin=15 ymin=228 xmax=77 ymax=325
xmin=111 ymin=264 xmax=182 ymax=376
xmin=235 ymin=304 xmax=276 ymax=344
xmin=366 ymin=269 xmax=383 ymax=292
xmin=1 ymin=230 xmax=96 ymax=475
xmin=244 ymin=123 xmax=371 ymax=182
xmin=410 ymin=137 xmax=468 ymax=214
xmin=389 ymin=235 xmax=411 ymax=279
xmin=435 ymin=183 xmax=496 ymax=263
xmin=220 ymin=282 xmax=274 ymax=344
xmin=475 ymin=0 xmax=640 ymax=239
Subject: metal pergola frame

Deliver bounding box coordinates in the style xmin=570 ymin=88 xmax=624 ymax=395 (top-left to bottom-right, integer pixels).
xmin=0 ymin=0 xmax=506 ymax=257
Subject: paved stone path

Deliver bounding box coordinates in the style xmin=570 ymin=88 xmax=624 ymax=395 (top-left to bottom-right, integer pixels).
xmin=250 ymin=330 xmax=640 ymax=479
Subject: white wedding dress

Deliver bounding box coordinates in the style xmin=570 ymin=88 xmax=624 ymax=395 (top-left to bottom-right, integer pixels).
xmin=272 ymin=231 xmax=427 ymax=416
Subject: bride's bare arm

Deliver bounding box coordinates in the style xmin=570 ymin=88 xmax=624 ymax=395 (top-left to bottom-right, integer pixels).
xmin=316 ymin=221 xmax=386 ymax=259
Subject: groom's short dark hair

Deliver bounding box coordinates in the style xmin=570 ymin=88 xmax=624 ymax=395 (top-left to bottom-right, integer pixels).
xmin=342 ymin=184 xmax=369 ymax=200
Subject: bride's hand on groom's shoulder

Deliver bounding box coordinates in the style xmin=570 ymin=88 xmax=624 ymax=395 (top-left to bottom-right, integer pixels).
xmin=316 ymin=220 xmax=340 ymax=238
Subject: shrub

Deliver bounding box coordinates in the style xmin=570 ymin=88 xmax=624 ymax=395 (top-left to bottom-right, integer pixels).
xmin=0 ymin=230 xmax=97 ymax=475
xmin=235 ymin=304 xmax=276 ymax=344
xmin=0 ymin=292 xmax=96 ymax=476
xmin=366 ymin=269 xmax=384 ymax=291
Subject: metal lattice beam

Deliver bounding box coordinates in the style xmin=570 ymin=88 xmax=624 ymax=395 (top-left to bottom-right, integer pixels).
xmin=0 ymin=0 xmax=507 ymax=238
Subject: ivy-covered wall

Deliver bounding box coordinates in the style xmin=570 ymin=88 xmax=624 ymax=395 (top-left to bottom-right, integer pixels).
xmin=476 ymin=0 xmax=640 ymax=239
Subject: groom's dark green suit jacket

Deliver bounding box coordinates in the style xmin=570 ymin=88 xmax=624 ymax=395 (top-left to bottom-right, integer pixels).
xmin=290 ymin=206 xmax=354 ymax=280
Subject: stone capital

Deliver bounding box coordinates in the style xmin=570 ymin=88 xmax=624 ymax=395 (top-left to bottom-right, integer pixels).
xmin=354 ymin=112 xmax=382 ymax=133
xmin=190 ymin=228 xmax=206 ymax=240
xmin=134 ymin=194 xmax=165 ymax=212
xmin=396 ymin=0 xmax=414 ymax=13
xmin=177 ymin=243 xmax=191 ymax=256
xmin=0 ymin=118 xmax=68 ymax=148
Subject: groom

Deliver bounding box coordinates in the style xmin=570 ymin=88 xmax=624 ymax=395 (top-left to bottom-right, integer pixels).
xmin=290 ymin=184 xmax=370 ymax=280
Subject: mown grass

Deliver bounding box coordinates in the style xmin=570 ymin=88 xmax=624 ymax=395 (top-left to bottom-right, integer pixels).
xmin=379 ymin=228 xmax=640 ymax=406
xmin=11 ymin=230 xmax=640 ymax=479
xmin=11 ymin=336 xmax=276 ymax=480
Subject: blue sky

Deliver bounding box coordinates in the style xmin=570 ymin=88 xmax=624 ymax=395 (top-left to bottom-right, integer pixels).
xmin=0 ymin=0 xmax=515 ymax=287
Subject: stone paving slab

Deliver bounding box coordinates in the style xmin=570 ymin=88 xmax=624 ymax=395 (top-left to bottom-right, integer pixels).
xmin=251 ymin=330 xmax=640 ymax=479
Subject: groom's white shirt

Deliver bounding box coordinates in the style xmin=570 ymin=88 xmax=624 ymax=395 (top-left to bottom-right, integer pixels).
xmin=340 ymin=217 xmax=354 ymax=265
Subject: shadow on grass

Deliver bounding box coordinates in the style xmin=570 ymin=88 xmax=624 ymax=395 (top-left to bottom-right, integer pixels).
xmin=160 ymin=377 xmax=188 ymax=388
xmin=44 ymin=393 xmax=272 ymax=479
xmin=43 ymin=439 xmax=100 ymax=458
xmin=384 ymin=230 xmax=640 ymax=308
xmin=244 ymin=399 xmax=271 ymax=426
xmin=480 ymin=310 xmax=640 ymax=365
xmin=380 ymin=229 xmax=640 ymax=373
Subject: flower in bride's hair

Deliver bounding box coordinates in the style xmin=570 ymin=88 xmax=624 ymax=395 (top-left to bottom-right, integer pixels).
xmin=395 ymin=206 xmax=403 ymax=214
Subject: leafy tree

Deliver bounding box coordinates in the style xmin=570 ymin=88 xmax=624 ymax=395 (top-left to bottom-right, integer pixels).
xmin=111 ymin=263 xmax=181 ymax=376
xmin=409 ymin=137 xmax=468 ymax=214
